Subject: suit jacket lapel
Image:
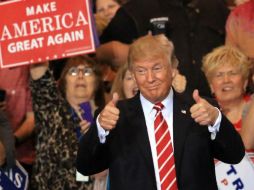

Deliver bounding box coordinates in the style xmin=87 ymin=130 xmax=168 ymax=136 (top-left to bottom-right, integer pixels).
xmin=173 ymin=92 xmax=193 ymax=178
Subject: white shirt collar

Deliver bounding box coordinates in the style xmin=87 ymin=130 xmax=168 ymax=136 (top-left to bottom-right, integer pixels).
xmin=140 ymin=88 xmax=174 ymax=116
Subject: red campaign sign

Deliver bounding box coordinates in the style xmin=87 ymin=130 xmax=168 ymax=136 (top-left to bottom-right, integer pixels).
xmin=0 ymin=0 xmax=96 ymax=68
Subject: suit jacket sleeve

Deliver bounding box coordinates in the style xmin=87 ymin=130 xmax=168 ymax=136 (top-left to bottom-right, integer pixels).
xmin=76 ymin=107 xmax=111 ymax=175
xmin=76 ymin=122 xmax=111 ymax=175
xmin=211 ymin=114 xmax=245 ymax=164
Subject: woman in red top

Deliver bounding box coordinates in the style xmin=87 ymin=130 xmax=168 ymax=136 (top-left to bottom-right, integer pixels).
xmin=202 ymin=45 xmax=254 ymax=161
xmin=202 ymin=45 xmax=252 ymax=129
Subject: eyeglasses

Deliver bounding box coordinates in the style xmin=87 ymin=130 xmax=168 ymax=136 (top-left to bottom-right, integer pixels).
xmin=68 ymin=67 xmax=94 ymax=77
xmin=134 ymin=64 xmax=165 ymax=76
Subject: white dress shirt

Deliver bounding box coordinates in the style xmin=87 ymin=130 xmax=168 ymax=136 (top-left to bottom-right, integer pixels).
xmin=97 ymin=89 xmax=222 ymax=190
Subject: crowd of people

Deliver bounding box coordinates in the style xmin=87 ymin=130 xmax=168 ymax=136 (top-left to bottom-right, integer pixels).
xmin=0 ymin=0 xmax=254 ymax=189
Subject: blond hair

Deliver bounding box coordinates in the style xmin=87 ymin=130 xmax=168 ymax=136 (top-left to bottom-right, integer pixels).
xmin=128 ymin=34 xmax=178 ymax=70
xmin=110 ymin=62 xmax=130 ymax=100
xmin=202 ymin=45 xmax=252 ymax=83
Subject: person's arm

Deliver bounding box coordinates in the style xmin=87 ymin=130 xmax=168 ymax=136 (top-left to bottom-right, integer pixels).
xmin=77 ymin=121 xmax=110 ymax=176
xmin=77 ymin=93 xmax=120 ymax=175
xmin=241 ymin=98 xmax=254 ymax=149
xmin=96 ymin=41 xmax=129 ymax=69
xmin=0 ymin=140 xmax=6 ymax=166
xmin=13 ymin=112 xmax=34 ymax=144
xmin=30 ymin=62 xmax=49 ymax=80
xmin=29 ymin=61 xmax=65 ymax=126
xmin=225 ymin=11 xmax=238 ymax=47
xmin=190 ymin=89 xmax=244 ymax=163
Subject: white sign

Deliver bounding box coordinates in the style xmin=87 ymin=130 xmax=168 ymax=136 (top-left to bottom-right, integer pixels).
xmin=216 ymin=155 xmax=254 ymax=190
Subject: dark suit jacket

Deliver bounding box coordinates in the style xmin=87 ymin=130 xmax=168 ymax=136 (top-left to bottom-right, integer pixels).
xmin=77 ymin=92 xmax=244 ymax=190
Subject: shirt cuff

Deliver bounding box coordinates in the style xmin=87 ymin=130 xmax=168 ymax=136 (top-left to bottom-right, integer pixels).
xmin=96 ymin=114 xmax=109 ymax=144
xmin=208 ymin=107 xmax=222 ymax=140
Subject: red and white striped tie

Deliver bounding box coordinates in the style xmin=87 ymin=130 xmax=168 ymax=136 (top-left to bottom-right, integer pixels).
xmin=153 ymin=102 xmax=178 ymax=190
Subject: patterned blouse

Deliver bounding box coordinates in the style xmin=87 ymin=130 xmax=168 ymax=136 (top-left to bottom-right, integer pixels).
xmin=30 ymin=70 xmax=93 ymax=190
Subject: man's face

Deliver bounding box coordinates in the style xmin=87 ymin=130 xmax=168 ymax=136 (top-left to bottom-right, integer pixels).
xmin=132 ymin=57 xmax=175 ymax=104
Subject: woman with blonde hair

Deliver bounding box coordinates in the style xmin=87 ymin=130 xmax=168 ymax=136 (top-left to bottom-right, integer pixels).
xmin=202 ymin=45 xmax=254 ymax=167
xmin=110 ymin=62 xmax=138 ymax=100
xmin=202 ymin=45 xmax=252 ymax=131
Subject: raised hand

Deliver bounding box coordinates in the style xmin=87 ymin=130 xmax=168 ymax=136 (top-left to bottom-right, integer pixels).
xmin=172 ymin=69 xmax=186 ymax=93
xmin=30 ymin=61 xmax=49 ymax=80
xmin=98 ymin=92 xmax=120 ymax=130
xmin=190 ymin=89 xmax=219 ymax=126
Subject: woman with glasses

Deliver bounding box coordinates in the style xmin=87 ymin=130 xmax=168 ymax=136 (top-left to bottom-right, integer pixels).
xmin=29 ymin=55 xmax=105 ymax=190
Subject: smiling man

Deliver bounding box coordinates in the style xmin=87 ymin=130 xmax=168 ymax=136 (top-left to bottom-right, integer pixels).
xmin=77 ymin=34 xmax=244 ymax=190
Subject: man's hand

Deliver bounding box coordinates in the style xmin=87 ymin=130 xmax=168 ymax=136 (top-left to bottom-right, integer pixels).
xmin=190 ymin=89 xmax=219 ymax=126
xmin=98 ymin=93 xmax=119 ymax=130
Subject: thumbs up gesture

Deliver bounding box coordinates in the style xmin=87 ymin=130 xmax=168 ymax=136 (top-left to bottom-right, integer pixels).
xmin=98 ymin=92 xmax=120 ymax=130
xmin=190 ymin=89 xmax=219 ymax=126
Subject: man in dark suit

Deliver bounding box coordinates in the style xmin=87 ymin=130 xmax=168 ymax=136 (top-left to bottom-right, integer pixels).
xmin=77 ymin=34 xmax=244 ymax=190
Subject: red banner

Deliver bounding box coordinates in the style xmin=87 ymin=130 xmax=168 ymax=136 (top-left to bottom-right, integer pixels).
xmin=0 ymin=0 xmax=96 ymax=68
